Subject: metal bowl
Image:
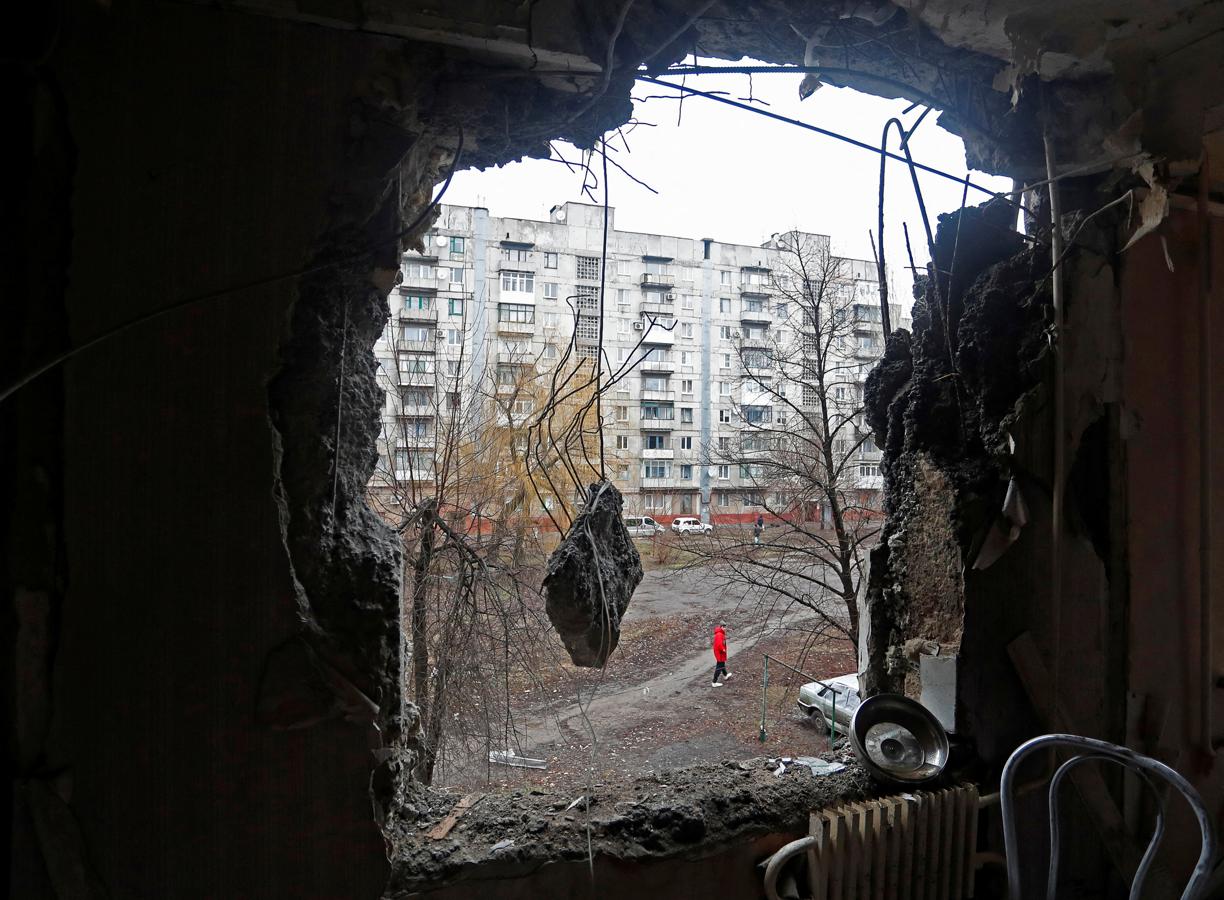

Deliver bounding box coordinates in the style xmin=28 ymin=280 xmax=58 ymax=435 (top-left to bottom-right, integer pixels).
xmin=850 ymin=693 xmax=950 ymax=784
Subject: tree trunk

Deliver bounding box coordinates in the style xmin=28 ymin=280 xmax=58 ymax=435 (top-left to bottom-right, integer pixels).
xmin=410 ymin=499 xmax=437 ymax=783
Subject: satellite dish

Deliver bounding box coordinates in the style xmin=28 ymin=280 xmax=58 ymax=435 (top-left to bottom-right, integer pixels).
xmin=436 ymin=269 xmax=449 ymax=280
xmin=554 ymin=208 xmax=567 ymax=222
xmin=435 ymin=235 xmax=448 ymax=247
xmin=850 ymin=694 xmax=949 ymax=785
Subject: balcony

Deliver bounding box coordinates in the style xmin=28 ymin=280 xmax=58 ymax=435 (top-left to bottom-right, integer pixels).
xmin=640 ymin=271 xmax=675 ymax=289
xmin=397 ymin=403 xmax=435 ymax=417
xmin=740 ymin=288 xmax=771 ymax=299
xmin=497 ymin=353 xmax=536 ymax=367
xmin=640 ymin=297 xmax=675 ymax=317
xmin=397 ymin=340 xmax=436 ymax=354
xmin=640 ymin=388 xmax=675 ymax=402
xmin=638 ymin=355 xmax=675 ymax=374
xmin=400 ymin=307 xmax=438 ymax=323
xmin=740 ymin=337 xmax=770 ymax=351
xmin=496 ymin=320 xmax=536 ymax=335
xmin=640 ymin=322 xmax=675 ymax=346
xmin=394 ymin=434 xmax=435 ymax=449
xmin=393 ymin=469 xmax=436 ymax=483
xmin=638 ymin=417 xmax=674 ymax=431
xmin=740 ymin=307 xmax=773 ymax=325
xmin=398 ymin=370 xmax=436 ymax=386
xmin=642 ymin=448 xmax=675 ymax=460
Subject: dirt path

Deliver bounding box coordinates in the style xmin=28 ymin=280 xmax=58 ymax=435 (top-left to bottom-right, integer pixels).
xmin=441 ymin=565 xmax=858 ymax=790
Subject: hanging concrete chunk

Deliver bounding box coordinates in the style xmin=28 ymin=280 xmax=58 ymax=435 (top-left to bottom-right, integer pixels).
xmin=544 ymin=482 xmax=643 ymax=667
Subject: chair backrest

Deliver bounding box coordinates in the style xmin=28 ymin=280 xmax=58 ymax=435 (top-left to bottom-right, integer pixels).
xmin=1000 ymin=733 xmax=1219 ymax=900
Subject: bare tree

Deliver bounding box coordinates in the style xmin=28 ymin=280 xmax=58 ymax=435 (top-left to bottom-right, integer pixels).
xmin=368 ymin=300 xmax=616 ymax=784
xmin=696 ymin=232 xmax=883 ymax=646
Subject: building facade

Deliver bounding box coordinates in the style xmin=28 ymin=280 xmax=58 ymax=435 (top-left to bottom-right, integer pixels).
xmin=372 ymin=201 xmax=902 ymax=523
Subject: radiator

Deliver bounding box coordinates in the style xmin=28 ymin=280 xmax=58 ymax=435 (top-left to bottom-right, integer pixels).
xmin=765 ymin=783 xmax=981 ymax=900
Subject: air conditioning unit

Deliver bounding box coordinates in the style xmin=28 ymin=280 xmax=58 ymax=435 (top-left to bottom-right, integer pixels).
xmin=435 ymin=329 xmax=445 ymax=340
xmin=632 ymin=321 xmax=645 ymax=331
xmin=664 ymin=293 xmax=676 ymax=301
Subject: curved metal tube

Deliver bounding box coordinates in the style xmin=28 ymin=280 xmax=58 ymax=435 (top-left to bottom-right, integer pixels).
xmin=763 ymin=835 xmax=818 ymax=900
xmin=1001 ymin=734 xmax=1218 ymax=900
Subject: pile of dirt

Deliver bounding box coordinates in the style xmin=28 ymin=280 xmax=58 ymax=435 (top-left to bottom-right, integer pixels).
xmin=385 ymin=754 xmax=876 ymax=892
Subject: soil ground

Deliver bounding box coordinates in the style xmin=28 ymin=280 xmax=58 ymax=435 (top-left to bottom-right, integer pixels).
xmin=439 ymin=547 xmax=858 ymax=792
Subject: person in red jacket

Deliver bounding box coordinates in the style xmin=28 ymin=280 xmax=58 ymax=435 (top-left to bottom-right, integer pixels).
xmin=711 ymin=623 xmax=729 ymax=686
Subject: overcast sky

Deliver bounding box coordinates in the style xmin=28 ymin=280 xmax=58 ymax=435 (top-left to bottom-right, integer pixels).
xmin=442 ymin=59 xmax=1013 ymax=309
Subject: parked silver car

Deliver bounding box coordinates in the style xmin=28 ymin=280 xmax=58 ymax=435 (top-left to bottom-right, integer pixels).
xmin=796 ymin=673 xmax=860 ymax=735
xmin=623 ymin=515 xmax=664 ymax=537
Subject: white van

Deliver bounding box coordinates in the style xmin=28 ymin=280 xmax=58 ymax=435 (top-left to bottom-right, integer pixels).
xmin=623 ymin=516 xmax=664 ymax=537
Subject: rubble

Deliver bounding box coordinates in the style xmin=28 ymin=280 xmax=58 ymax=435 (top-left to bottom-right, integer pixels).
xmin=385 ymin=755 xmax=875 ymax=892
xmin=543 ymin=481 xmax=644 ymax=667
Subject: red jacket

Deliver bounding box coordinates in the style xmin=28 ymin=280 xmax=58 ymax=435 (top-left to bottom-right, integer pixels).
xmin=712 ymin=626 xmax=727 ymax=663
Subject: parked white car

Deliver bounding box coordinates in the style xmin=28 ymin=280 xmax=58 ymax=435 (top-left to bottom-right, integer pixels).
xmin=623 ymin=516 xmax=664 ymax=537
xmin=796 ymin=673 xmax=860 ymax=735
xmin=671 ymin=516 xmax=713 ymax=535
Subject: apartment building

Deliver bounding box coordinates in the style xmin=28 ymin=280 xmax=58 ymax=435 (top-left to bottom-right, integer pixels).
xmin=373 ymin=201 xmax=903 ymax=523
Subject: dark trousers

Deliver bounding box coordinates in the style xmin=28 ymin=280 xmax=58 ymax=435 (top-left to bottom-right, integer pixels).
xmin=713 ymin=661 xmax=727 ymax=682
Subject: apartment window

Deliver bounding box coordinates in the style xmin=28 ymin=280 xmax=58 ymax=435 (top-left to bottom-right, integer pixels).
xmin=495 ymin=366 xmax=517 ymax=386
xmin=775 ymin=301 xmax=789 ymax=319
xmin=645 ymin=433 xmax=669 ymax=450
xmin=680 ymin=464 xmax=693 ymax=480
xmin=719 ymin=409 xmax=731 ymax=424
xmin=744 ymin=405 xmax=772 ymax=424
xmin=447 ymin=392 xmax=460 ymax=410
xmin=542 ymin=344 xmax=558 ymax=359
xmin=681 ymin=379 xmax=694 ymax=394
xmin=643 ymin=374 xmax=669 ymax=391
xmin=717 ymin=465 xmax=730 ymax=480
xmin=859 ymin=464 xmax=880 ymax=477
xmin=718 ymin=491 xmax=730 ymax=506
xmin=742 ymin=491 xmax=765 ymax=506
xmin=445 ymin=360 xmax=459 ymax=376
xmin=404 ymin=262 xmax=432 ymax=279
xmin=682 ymin=294 xmax=694 ymax=309
xmin=643 ymin=461 xmax=671 ymax=479
xmin=400 ymin=324 xmax=431 ymax=343
xmin=640 ymin=402 xmax=674 ymax=421
xmin=680 ymin=436 xmax=693 ymax=450
xmin=512 ymin=398 xmax=535 ymax=416
xmin=542 ymin=282 xmax=559 ymax=299
xmin=617 ymin=259 xmax=632 ymax=277
xmin=501 ymin=247 xmax=530 ymax=263
xmin=400 ymin=387 xmax=431 ymax=406
xmin=744 ymin=325 xmax=765 ymax=341
xmin=616 ymin=288 xmax=631 ymax=309
xmin=720 ymin=326 xmax=732 ymax=341
xmin=720 ymin=382 xmax=731 ymax=397
xmin=401 ymin=417 xmax=431 ymax=438
xmin=448 ymin=297 xmax=464 ymax=316
xmin=616 ymin=405 xmax=629 ymax=422
xmin=745 ymin=297 xmax=766 ymax=313
xmin=575 ymin=285 xmax=599 ymax=310
xmin=449 ymin=236 xmax=465 ymax=254
xmin=859 ymin=335 xmax=877 ymax=350
xmin=681 ymin=353 xmax=693 ymax=368
xmin=722 ymin=353 xmax=732 ymax=369
xmin=618 ymin=317 xmax=630 ymax=335
xmin=863 ymin=437 xmax=878 ymax=453
xmin=835 ymin=386 xmax=848 ymax=400
xmin=501 ymin=270 xmax=534 ymax=292
xmin=616 ymin=435 xmax=630 ymax=449
xmin=575 ymin=315 xmax=599 ymax=340
xmin=681 ymin=407 xmax=693 ymax=424
xmin=498 ymin=302 xmax=535 ymax=324
xmin=398 ymin=353 xmax=433 ymax=375
xmin=681 ymin=322 xmax=694 ymax=339
xmin=718 ymin=436 xmax=730 ymax=450
xmin=402 ymin=294 xmax=432 ymax=311
xmin=447 ymin=328 xmax=462 ymax=346
xmin=720 ymin=297 xmax=732 ymax=314
xmin=576 ymin=255 xmax=601 ymax=280
xmin=643 ymin=493 xmax=663 ymax=510
xmin=617 ymin=464 xmax=630 ymax=479
xmin=720 ymin=270 xmax=731 ymax=286
xmin=544 ymin=251 xmax=558 ymax=269
xmin=743 ymin=350 xmax=770 ymax=369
